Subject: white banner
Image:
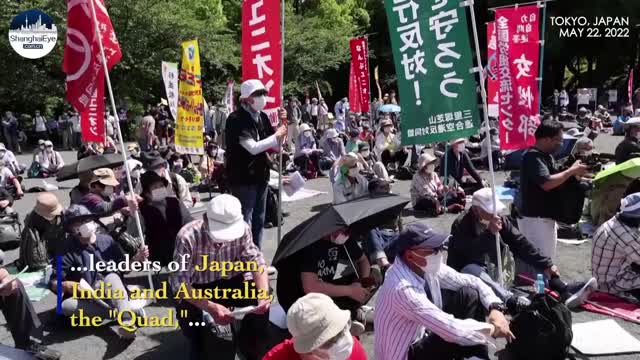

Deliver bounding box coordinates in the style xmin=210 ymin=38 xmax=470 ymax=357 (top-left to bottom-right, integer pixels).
xmin=608 ymin=89 xmax=618 ymax=102
xmin=161 ymin=61 xmax=179 ymax=119
xmin=224 ymin=80 xmax=234 ymax=114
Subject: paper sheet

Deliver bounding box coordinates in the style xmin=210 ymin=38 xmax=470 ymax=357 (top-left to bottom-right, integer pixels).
xmin=283 ymin=171 xmax=305 ymax=197
xmin=572 ymin=319 xmax=640 ymax=355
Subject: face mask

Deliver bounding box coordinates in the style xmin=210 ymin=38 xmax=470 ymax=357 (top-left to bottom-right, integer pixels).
xmin=173 ymin=162 xmax=183 ymax=173
xmin=131 ymin=150 xmax=140 ymax=157
xmin=154 ymin=168 xmax=165 ymax=177
xmin=425 ymin=164 xmax=436 ymax=173
xmin=102 ymin=186 xmax=114 ymax=197
xmin=479 ymin=218 xmax=490 ymax=227
xmin=39 ymin=145 xmax=45 ymax=150
xmin=331 ymin=231 xmax=350 ymax=245
xmin=323 ymin=330 xmax=353 ymax=360
xmin=348 ymin=167 xmax=359 ymax=177
xmin=360 ymin=150 xmax=370 ymax=158
xmin=250 ymin=95 xmax=267 ymax=112
xmin=456 ymin=143 xmax=465 ymax=152
xmin=332 ymin=137 xmax=341 ymax=144
xmin=424 ymin=252 xmax=443 ymax=275
xmin=304 ymin=131 xmax=313 ymax=138
xmin=78 ymin=222 xmax=97 ymax=239
xmin=151 ymin=187 xmax=168 ymax=202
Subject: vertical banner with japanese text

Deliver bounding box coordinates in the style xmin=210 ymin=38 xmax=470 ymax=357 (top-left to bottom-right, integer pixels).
xmin=384 ymin=0 xmax=480 ymax=145
xmin=176 ymin=39 xmax=204 ymax=155
xmin=349 ymin=37 xmax=370 ymax=113
xmin=495 ymin=5 xmax=540 ymax=150
xmin=242 ymin=0 xmax=282 ymax=127
xmin=349 ymin=61 xmax=361 ymax=113
xmin=224 ymin=80 xmax=235 ymax=114
xmin=161 ymin=61 xmax=179 ymax=120
xmin=486 ymin=21 xmax=499 ymax=118
xmin=80 ymin=70 xmax=105 ymax=143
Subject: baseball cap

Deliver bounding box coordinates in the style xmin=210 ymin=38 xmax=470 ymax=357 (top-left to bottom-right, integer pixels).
xmin=471 ymin=188 xmax=506 ymax=214
xmin=240 ymin=79 xmax=267 ymax=99
xmin=620 ymin=193 xmax=640 ymax=218
xmin=63 ymin=204 xmax=97 ymax=230
xmin=287 ymin=293 xmax=350 ymax=353
xmin=206 ymin=194 xmax=247 ymax=241
xmin=392 ymin=223 xmax=449 ymax=256
xmin=92 ymin=168 xmax=120 ymax=187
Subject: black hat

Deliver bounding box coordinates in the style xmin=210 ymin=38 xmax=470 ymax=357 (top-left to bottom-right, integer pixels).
xmin=358 ymin=142 xmax=370 ymax=152
xmin=140 ymin=170 xmax=168 ymax=194
xmin=62 ymin=205 xmax=98 ymax=230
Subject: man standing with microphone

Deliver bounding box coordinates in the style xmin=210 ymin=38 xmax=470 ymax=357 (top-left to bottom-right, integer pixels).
xmin=225 ymin=79 xmax=287 ymax=249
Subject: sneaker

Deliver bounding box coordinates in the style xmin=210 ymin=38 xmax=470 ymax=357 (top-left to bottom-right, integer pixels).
xmin=26 ymin=342 xmax=60 ymax=360
xmin=349 ymin=320 xmax=365 ymax=337
xmin=505 ymin=295 xmax=531 ymax=315
xmin=267 ymin=266 xmax=278 ymax=276
xmin=355 ymin=305 xmax=375 ymax=326
xmin=565 ymin=277 xmax=597 ymax=309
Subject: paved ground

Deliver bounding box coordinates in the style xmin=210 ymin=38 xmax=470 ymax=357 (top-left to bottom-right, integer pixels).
xmin=0 ymin=132 xmax=637 ymax=359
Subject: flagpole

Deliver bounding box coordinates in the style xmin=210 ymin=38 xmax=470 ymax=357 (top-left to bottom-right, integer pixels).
xmin=467 ymin=0 xmax=503 ymax=285
xmin=537 ymin=0 xmax=548 ymax=114
xmin=277 ymin=0 xmax=285 ymax=244
xmin=88 ymin=0 xmax=155 ymax=294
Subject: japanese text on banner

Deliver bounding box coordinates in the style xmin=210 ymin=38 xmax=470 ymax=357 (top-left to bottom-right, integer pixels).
xmin=349 ymin=37 xmax=370 ymax=113
xmin=384 ymin=0 xmax=480 ymax=145
xmin=242 ymin=0 xmax=282 ymax=126
xmin=486 ymin=21 xmax=499 ymax=118
xmin=161 ymin=62 xmax=179 ymax=120
xmin=176 ymin=40 xmax=204 ymax=155
xmin=80 ymin=69 xmax=105 ymax=143
xmin=496 ymin=5 xmax=540 ymax=150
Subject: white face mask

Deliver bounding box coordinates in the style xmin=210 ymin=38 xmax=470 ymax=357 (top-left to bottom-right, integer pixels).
xmin=323 ymin=330 xmax=353 ymax=360
xmin=348 ymin=167 xmax=360 ymax=177
xmin=102 ymin=186 xmax=114 ymax=197
xmin=360 ymin=150 xmax=370 ymax=158
xmin=414 ymin=251 xmax=443 ymax=276
xmin=250 ymin=95 xmax=267 ymax=112
xmin=331 ymin=231 xmax=350 ymax=245
xmin=39 ymin=145 xmax=45 ymax=150
xmin=78 ymin=222 xmax=97 ymax=239
xmin=425 ymin=164 xmax=436 ymax=173
xmin=479 ymin=218 xmax=490 ymax=227
xmin=456 ymin=143 xmax=465 ymax=152
xmin=304 ymin=131 xmax=313 ymax=138
xmin=151 ymin=187 xmax=168 ymax=202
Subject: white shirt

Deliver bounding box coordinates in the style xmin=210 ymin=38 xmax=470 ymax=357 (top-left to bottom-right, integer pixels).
xmin=35 ymin=150 xmax=64 ymax=171
xmin=332 ymin=174 xmax=369 ymax=204
xmin=34 ymin=116 xmax=46 ymax=132
xmin=0 ymin=150 xmax=19 ymax=175
xmin=106 ymin=115 xmax=115 ymax=136
xmin=311 ymin=104 xmax=319 ymax=116
xmin=375 ymin=259 xmax=501 ymax=360
xmin=0 ymin=167 xmax=14 ymax=188
xmin=70 ymin=115 xmax=81 ymax=132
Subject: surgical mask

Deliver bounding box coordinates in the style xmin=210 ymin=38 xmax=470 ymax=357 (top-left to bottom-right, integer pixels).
xmin=456 ymin=143 xmax=465 ymax=152
xmin=414 ymin=251 xmax=443 ymax=276
xmin=304 ymin=131 xmax=313 ymax=138
xmin=479 ymin=218 xmax=491 ymax=227
xmin=78 ymin=222 xmax=97 ymax=239
xmin=360 ymin=150 xmax=370 ymax=158
xmin=151 ymin=187 xmax=168 ymax=202
xmin=39 ymin=145 xmax=45 ymax=150
xmin=348 ymin=167 xmax=360 ymax=177
xmin=331 ymin=231 xmax=350 ymax=245
xmin=102 ymin=186 xmax=114 ymax=197
xmin=323 ymin=330 xmax=353 ymax=360
xmin=425 ymin=164 xmax=436 ymax=173
xmin=250 ymin=95 xmax=267 ymax=112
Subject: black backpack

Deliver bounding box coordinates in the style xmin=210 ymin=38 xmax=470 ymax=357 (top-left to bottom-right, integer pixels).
xmin=507 ymin=294 xmax=573 ymax=360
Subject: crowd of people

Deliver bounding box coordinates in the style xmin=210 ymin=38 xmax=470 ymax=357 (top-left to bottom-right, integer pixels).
xmin=1 ymin=80 xmax=640 ymax=360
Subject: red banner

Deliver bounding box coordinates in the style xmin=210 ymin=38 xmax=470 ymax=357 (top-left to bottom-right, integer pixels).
xmin=80 ymin=70 xmax=105 ymax=143
xmin=496 ymin=5 xmax=540 ymax=150
xmin=63 ymin=0 xmax=121 ymax=113
xmin=629 ymin=69 xmax=634 ymax=110
xmin=349 ymin=37 xmax=370 ymax=113
xmin=241 ymin=0 xmax=282 ymax=126
xmin=486 ymin=22 xmax=499 ymax=118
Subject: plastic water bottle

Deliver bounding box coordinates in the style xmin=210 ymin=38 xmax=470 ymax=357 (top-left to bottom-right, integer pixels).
xmin=535 ymin=273 xmax=545 ymax=294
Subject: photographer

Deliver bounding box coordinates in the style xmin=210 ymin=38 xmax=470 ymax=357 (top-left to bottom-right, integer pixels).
xmin=564 ymin=137 xmax=600 ymax=176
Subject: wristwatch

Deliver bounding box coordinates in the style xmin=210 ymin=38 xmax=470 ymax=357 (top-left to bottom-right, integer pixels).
xmin=488 ymin=302 xmax=506 ymax=313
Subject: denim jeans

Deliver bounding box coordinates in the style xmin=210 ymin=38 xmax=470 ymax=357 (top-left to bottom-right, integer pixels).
xmin=365 ymin=228 xmax=400 ymax=263
xmin=461 ymin=263 xmax=513 ymax=301
xmin=231 ymin=182 xmax=268 ymax=249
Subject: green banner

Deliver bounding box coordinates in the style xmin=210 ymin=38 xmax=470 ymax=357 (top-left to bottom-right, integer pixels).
xmin=384 ymin=0 xmax=480 ymax=145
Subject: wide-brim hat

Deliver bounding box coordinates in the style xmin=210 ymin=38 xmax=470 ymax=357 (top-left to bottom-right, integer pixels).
xmin=34 ymin=192 xmax=63 ymax=221
xmin=206 ymin=194 xmax=246 ymax=241
xmin=417 ymin=153 xmax=437 ymax=169
xmin=92 ymin=168 xmax=119 ymax=187
xmin=299 ymin=123 xmax=312 ymax=133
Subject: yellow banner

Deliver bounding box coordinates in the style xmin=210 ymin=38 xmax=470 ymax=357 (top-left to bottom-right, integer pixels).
xmin=176 ymin=39 xmax=204 ymax=154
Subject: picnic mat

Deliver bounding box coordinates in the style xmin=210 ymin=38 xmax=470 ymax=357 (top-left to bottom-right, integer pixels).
xmin=582 ymin=291 xmax=640 ymax=324
xmin=6 ymin=264 xmax=51 ymax=302
xmin=495 ymin=186 xmax=515 ymax=201
xmin=571 ymin=319 xmax=640 ymax=355
xmin=0 ymin=344 xmax=33 ymax=359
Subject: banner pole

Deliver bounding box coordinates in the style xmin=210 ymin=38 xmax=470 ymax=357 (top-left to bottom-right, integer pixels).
xmin=537 ymin=1 xmax=548 ymax=114
xmin=443 ymin=143 xmax=448 ymax=210
xmin=277 ymin=0 xmax=285 ymax=245
xmin=467 ymin=0 xmax=503 ymax=286
xmin=88 ymin=0 xmax=155 ymax=294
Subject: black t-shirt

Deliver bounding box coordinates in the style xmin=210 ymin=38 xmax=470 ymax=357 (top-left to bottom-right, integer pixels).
xmin=614 ymin=136 xmax=640 ymax=164
xmin=277 ymin=237 xmax=363 ymax=312
xmin=520 ymin=147 xmax=557 ymax=218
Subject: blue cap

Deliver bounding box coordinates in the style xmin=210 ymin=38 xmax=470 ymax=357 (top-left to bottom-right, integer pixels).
xmin=621 ymin=193 xmax=640 ymax=218
xmin=63 ymin=204 xmax=98 ymax=229
xmin=392 ymin=223 xmax=449 ymax=255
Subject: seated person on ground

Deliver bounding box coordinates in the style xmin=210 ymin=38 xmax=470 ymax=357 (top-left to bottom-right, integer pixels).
xmin=479 ymin=128 xmax=501 ymax=169
xmin=199 ymin=141 xmax=225 ymax=189
xmin=276 ymin=226 xmax=376 ymax=335
xmin=0 ymin=143 xmax=24 ymax=176
xmin=332 ymin=153 xmax=369 ymax=204
xmin=375 ymin=223 xmax=513 ymax=360
xmin=0 ymin=162 xmax=23 ymax=199
xmin=17 ymin=193 xmax=66 ymax=270
xmin=294 ymin=123 xmax=323 ymax=178
xmin=264 ymin=293 xmax=368 ymax=360
xmin=358 ymin=142 xmax=390 ymax=182
xmin=449 ymin=188 xmax=596 ymax=310
xmin=593 ymin=193 xmax=640 ymax=303
xmin=411 ymin=153 xmax=464 ymax=216
xmin=170 ymin=194 xmax=270 ymax=359
xmin=321 ymin=128 xmax=346 ymax=177
xmin=79 ymin=168 xmax=141 ymax=218
xmin=50 ymin=205 xmax=149 ymax=339
xmin=346 ymin=128 xmax=361 ymax=154
xmin=34 ymin=140 xmax=64 ymax=177
xmin=440 ymin=138 xmax=487 ymax=195
xmin=364 ymin=215 xmax=401 ymax=273
xmin=146 ymin=154 xmax=193 ymax=208
xmin=0 ymin=267 xmax=60 ymax=359
xmin=614 ymin=117 xmax=640 ymax=164
xmin=374 ymin=119 xmax=407 ymax=170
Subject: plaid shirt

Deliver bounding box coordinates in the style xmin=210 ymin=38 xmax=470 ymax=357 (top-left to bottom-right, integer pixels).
xmin=592 ymin=215 xmax=640 ymax=295
xmin=169 ymin=218 xmax=266 ymax=294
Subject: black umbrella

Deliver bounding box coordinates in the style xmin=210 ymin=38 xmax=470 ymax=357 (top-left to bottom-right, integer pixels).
xmin=272 ymin=194 xmax=410 ymax=266
xmin=56 ymin=153 xmax=125 ymax=181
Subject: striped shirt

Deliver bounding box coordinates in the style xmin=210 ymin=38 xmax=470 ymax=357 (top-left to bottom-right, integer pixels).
xmin=169 ymin=218 xmax=266 ymax=294
xmin=592 ymin=215 xmax=640 ymax=295
xmin=410 ymin=171 xmax=443 ymax=207
xmin=374 ymin=258 xmax=500 ymax=360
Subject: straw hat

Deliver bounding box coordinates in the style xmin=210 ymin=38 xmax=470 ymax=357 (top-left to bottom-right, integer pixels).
xmin=417 ymin=153 xmax=437 ymax=169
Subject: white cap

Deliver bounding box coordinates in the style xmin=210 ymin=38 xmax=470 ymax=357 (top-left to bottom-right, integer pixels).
xmin=0 ymin=143 xmax=5 ymax=151
xmin=44 ymin=140 xmax=53 ymax=147
xmin=240 ymin=79 xmax=267 ymax=99
xmin=325 ymin=128 xmax=339 ymax=139
xmin=299 ymin=123 xmax=312 ymax=133
xmin=206 ymin=194 xmax=247 ymax=241
xmin=625 ymin=117 xmax=640 ymax=127
xmin=472 ymin=188 xmax=506 ymax=214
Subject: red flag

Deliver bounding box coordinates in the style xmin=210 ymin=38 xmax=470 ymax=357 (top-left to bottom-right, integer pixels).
xmin=629 ymin=69 xmax=634 ymax=110
xmin=63 ymin=0 xmax=122 ymax=113
xmin=349 ymin=37 xmax=370 ymax=113
xmin=495 ymin=5 xmax=540 ymax=150
xmin=242 ymin=0 xmax=282 ymax=127
xmin=486 ymin=22 xmax=499 ymax=119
